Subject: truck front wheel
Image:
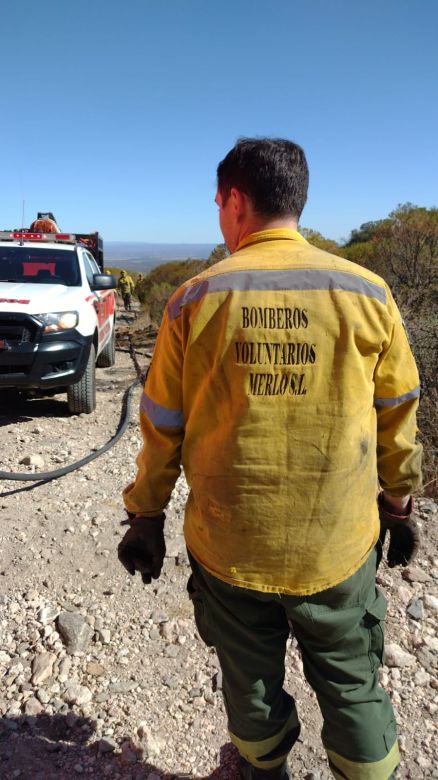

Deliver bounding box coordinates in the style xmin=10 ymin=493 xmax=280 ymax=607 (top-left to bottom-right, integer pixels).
xmin=96 ymin=327 xmax=116 ymax=368
xmin=67 ymin=344 xmax=96 ymax=414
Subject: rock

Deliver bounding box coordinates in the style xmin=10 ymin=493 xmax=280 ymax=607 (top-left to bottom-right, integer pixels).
xmin=24 ymin=696 xmax=44 ymax=716
xmin=36 ymin=689 xmax=50 ymax=705
xmin=31 ymin=652 xmax=56 ymax=685
xmin=86 ymin=661 xmax=105 ymax=677
xmin=164 ymin=644 xmax=179 ymax=658
xmin=160 ymin=622 xmax=174 ymax=641
xmin=396 ymin=585 xmax=413 ymax=604
xmin=137 ymin=724 xmax=166 ymax=757
xmin=424 ymin=594 xmax=438 ymax=612
xmin=415 ymin=647 xmax=437 ymax=674
xmin=38 ymin=606 xmax=60 ymax=624
xmin=120 ymin=739 xmax=138 ymax=765
xmin=97 ymin=738 xmax=117 ymax=755
xmin=414 ymin=669 xmax=430 ymax=685
xmin=407 ymin=598 xmax=424 ymax=620
xmin=19 ymin=454 xmax=45 ymax=468
xmin=423 ymin=635 xmax=438 ymax=652
xmin=151 ymin=609 xmax=168 ymax=624
xmin=163 ymin=675 xmax=179 ymax=689
xmin=109 ymin=681 xmax=135 ymax=694
xmin=63 ymin=683 xmax=92 ymax=706
xmin=96 ymin=628 xmax=111 ymax=644
xmin=402 ymin=566 xmax=432 ymax=584
xmin=384 ymin=643 xmax=416 ymax=668
xmin=94 ymin=692 xmax=109 ymax=703
xmin=58 ymin=656 xmax=72 ymax=682
xmin=57 ymin=612 xmax=94 ymax=654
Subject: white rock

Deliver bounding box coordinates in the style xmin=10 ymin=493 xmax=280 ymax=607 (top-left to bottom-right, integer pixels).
xmin=414 ymin=669 xmax=431 ymax=685
xmin=38 ymin=606 xmax=60 ymax=624
xmin=24 ymin=696 xmax=44 ymax=716
xmin=63 ymin=683 xmax=92 ymax=706
xmin=36 ymin=689 xmax=50 ymax=705
xmin=423 ymin=594 xmax=438 ymax=613
xmin=396 ymin=585 xmax=412 ymax=605
xmin=31 ymin=653 xmax=56 ymax=685
xmin=384 ymin=643 xmax=416 ymax=668
xmin=97 ymin=629 xmax=111 ymax=644
xmin=58 ymin=657 xmax=72 ymax=682
xmin=423 ymin=635 xmax=438 ymax=652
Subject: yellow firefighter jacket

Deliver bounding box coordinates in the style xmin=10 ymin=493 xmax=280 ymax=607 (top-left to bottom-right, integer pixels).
xmin=117 ymin=273 xmax=134 ymax=295
xmin=123 ymin=229 xmax=422 ymax=595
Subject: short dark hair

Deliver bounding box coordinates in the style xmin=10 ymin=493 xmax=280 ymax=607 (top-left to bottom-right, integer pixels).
xmin=217 ymin=137 xmax=309 ymax=220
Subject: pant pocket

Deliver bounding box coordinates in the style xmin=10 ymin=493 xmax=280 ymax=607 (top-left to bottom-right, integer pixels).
xmin=363 ymin=588 xmax=387 ymax=672
xmin=187 ymin=573 xmax=215 ymax=647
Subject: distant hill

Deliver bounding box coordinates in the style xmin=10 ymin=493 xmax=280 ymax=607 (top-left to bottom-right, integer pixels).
xmin=104 ymin=242 xmax=216 ymax=272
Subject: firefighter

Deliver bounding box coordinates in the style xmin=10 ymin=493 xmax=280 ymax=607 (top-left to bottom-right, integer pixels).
xmin=118 ymin=138 xmax=422 ymax=779
xmin=135 ymin=273 xmax=146 ymax=302
xmin=117 ymin=269 xmax=135 ymax=311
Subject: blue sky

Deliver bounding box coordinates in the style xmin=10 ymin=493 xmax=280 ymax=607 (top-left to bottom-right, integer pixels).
xmin=1 ymin=0 xmax=437 ymax=244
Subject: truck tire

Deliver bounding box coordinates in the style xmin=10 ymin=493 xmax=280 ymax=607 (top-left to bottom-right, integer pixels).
xmin=67 ymin=344 xmax=96 ymax=414
xmin=96 ymin=327 xmax=116 ymax=368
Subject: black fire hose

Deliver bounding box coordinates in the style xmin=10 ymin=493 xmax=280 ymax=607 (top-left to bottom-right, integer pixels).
xmin=0 ymin=378 xmax=141 ymax=483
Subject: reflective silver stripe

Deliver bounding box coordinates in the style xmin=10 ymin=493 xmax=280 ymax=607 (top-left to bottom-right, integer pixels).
xmin=140 ymin=393 xmax=184 ymax=428
xmin=168 ymin=269 xmax=386 ymax=319
xmin=168 ymin=279 xmax=209 ymax=320
xmin=374 ymin=386 xmax=420 ymax=407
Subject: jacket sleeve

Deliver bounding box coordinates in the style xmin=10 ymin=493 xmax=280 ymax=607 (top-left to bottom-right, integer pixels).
xmin=123 ymin=307 xmax=184 ymax=516
xmin=374 ymin=288 xmax=422 ymax=496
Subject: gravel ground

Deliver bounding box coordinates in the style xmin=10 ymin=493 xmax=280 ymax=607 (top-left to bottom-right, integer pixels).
xmin=0 ymin=310 xmax=436 ymax=780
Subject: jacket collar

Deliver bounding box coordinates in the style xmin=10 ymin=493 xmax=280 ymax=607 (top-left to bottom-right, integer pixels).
xmin=236 ymin=228 xmax=308 ymax=252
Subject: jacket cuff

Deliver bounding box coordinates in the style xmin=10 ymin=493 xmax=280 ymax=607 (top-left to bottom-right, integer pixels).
xmin=378 ymin=493 xmax=413 ymax=521
xmin=127 ymin=512 xmax=165 ymax=527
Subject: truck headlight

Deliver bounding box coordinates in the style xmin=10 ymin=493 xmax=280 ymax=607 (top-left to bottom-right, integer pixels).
xmin=35 ymin=311 xmax=79 ymax=333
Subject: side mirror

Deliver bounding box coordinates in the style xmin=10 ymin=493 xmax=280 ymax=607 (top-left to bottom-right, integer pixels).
xmin=91 ymin=273 xmax=117 ymax=290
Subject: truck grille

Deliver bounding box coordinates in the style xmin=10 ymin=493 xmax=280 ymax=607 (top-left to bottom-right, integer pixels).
xmin=0 ymin=314 xmax=39 ymax=345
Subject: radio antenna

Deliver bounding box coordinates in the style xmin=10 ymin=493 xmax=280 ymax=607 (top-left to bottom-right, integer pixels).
xmin=21 ymin=199 xmax=25 ymax=230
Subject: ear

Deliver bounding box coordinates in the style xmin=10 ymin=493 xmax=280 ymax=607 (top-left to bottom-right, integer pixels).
xmin=230 ymin=188 xmax=251 ymax=220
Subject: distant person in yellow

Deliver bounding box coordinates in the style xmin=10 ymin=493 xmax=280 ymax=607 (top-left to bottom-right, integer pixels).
xmin=118 ymin=138 xmax=422 ymax=779
xmin=117 ymin=269 xmax=135 ymax=311
xmin=134 ymin=273 xmax=145 ymax=302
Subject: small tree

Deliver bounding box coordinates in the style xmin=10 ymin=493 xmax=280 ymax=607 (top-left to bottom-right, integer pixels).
xmin=300 ymin=228 xmax=341 ymax=255
xmin=370 ymin=204 xmax=438 ymax=293
xmin=206 ymin=243 xmax=229 ymax=266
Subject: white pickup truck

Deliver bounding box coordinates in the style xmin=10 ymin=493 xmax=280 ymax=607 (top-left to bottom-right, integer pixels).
xmin=0 ymin=221 xmax=117 ymax=414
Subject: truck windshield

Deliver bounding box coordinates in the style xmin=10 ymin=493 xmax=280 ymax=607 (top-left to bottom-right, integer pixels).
xmin=0 ymin=247 xmax=80 ymax=286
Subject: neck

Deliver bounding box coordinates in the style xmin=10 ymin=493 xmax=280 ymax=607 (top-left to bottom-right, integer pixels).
xmin=236 ymin=215 xmax=298 ymax=248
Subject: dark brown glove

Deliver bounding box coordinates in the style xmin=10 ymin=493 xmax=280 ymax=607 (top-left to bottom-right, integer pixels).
xmin=118 ymin=513 xmax=166 ymax=584
xmin=378 ymin=494 xmax=419 ymax=567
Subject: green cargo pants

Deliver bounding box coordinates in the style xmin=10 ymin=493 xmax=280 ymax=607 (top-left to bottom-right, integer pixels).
xmin=187 ymin=548 xmax=399 ymax=780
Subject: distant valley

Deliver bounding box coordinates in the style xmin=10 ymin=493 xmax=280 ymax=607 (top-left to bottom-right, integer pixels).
xmin=104 ymin=241 xmax=216 ymax=272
